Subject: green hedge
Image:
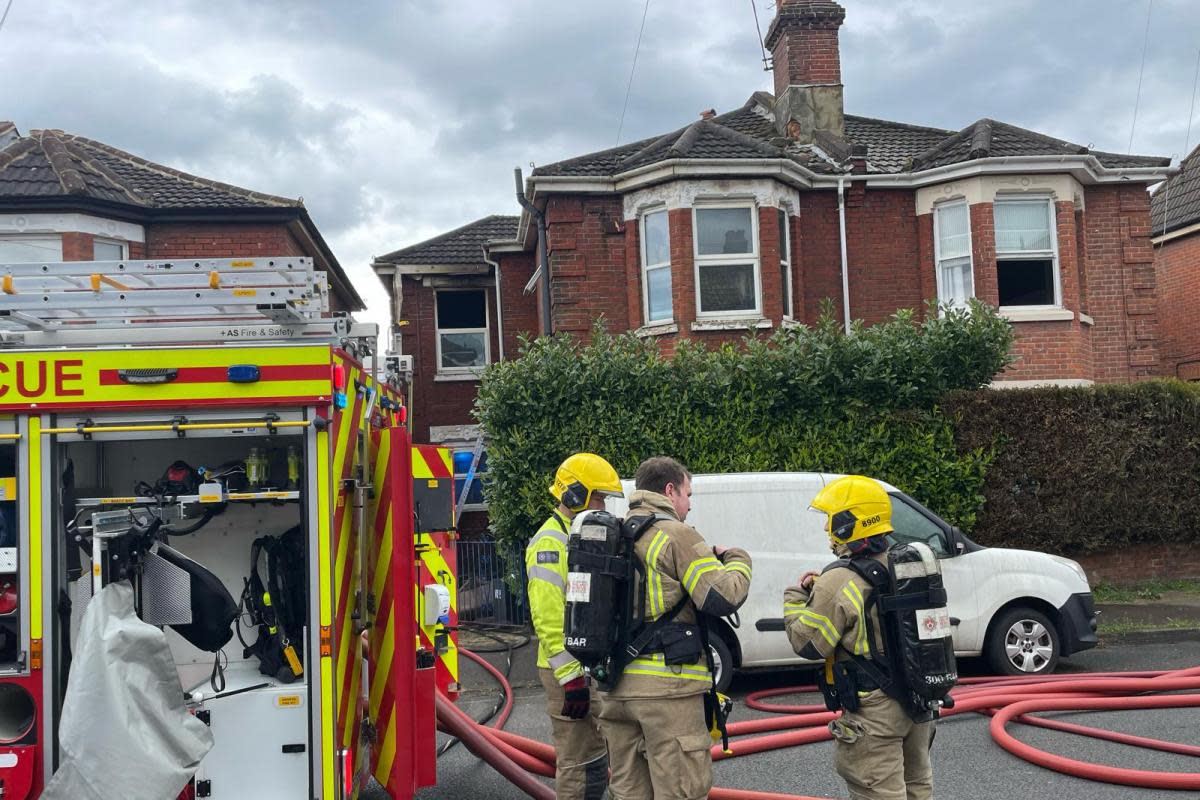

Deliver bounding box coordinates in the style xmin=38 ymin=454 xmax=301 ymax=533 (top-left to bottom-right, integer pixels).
xmin=475 ymin=302 xmax=1012 ymax=548
xmin=943 ymin=381 xmax=1200 ymax=554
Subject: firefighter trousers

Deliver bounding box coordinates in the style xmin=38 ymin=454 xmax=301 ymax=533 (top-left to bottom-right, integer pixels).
xmin=538 ymin=668 xmax=609 ymax=800
xmin=595 ymin=692 xmax=712 ymax=800
xmin=829 ymin=690 xmax=935 ymax=800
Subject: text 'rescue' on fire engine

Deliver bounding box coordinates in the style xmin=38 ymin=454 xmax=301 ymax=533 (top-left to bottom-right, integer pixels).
xmin=0 ymin=257 xmax=457 ymax=799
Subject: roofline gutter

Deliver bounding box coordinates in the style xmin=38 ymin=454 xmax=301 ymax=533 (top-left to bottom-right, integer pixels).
xmin=523 ymin=154 xmax=1175 ymax=202
xmin=515 ymin=167 xmax=552 ymax=334
xmin=1152 ymin=219 xmax=1200 ymax=245
xmin=289 ymin=211 xmax=366 ymax=312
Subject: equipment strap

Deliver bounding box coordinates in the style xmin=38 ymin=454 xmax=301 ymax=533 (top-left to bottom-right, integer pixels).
xmin=624 ymin=594 xmax=689 ymax=658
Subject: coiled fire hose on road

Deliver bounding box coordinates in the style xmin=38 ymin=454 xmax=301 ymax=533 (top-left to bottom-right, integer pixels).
xmin=435 ymin=650 xmax=1200 ymax=798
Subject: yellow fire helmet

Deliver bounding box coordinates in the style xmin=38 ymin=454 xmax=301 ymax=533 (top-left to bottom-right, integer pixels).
xmin=550 ymin=452 xmax=624 ymax=512
xmin=810 ymin=475 xmax=894 ymax=545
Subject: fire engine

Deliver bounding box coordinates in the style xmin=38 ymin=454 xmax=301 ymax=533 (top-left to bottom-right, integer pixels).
xmin=0 ymin=257 xmax=457 ymax=799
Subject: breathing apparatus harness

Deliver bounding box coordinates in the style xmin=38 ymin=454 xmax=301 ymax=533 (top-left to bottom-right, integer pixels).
xmin=238 ymin=525 xmax=306 ymax=683
xmin=817 ymin=541 xmax=957 ymax=723
xmin=563 ymin=510 xmax=733 ymax=750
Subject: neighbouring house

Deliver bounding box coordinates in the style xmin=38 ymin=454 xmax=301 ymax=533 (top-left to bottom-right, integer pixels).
xmin=373 ymin=0 xmax=1174 ymax=521
xmin=0 ymin=121 xmax=364 ymax=312
xmin=1151 ymin=143 xmax=1200 ymax=381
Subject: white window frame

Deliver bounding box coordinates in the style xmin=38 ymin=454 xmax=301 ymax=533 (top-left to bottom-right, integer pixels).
xmin=993 ymin=196 xmax=1062 ymax=310
xmin=639 ymin=207 xmax=672 ymax=325
xmin=692 ymin=202 xmax=761 ymax=318
xmin=932 ymin=200 xmax=975 ymax=310
xmin=778 ymin=207 xmax=793 ymax=319
xmin=92 ymin=237 xmax=127 ymax=260
xmin=434 ymin=289 xmax=490 ymax=375
xmin=0 ymin=234 xmax=63 ymax=263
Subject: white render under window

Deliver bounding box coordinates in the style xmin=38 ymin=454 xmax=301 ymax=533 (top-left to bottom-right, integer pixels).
xmin=435 ymin=289 xmax=489 ymax=372
xmin=693 ymin=205 xmax=760 ymax=316
xmin=0 ymin=235 xmax=62 ymax=263
xmin=640 ymin=208 xmax=672 ymax=324
xmin=993 ymin=198 xmax=1060 ymax=308
xmin=933 ymin=201 xmax=973 ymax=308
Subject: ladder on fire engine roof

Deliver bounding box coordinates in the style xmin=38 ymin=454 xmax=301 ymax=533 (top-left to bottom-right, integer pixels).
xmin=0 ymin=257 xmax=376 ymax=347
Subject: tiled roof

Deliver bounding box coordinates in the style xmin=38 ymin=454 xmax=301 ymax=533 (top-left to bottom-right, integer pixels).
xmin=1151 ymin=144 xmax=1200 ymax=236
xmin=377 ymin=215 xmax=520 ymax=265
xmin=910 ymin=118 xmax=1168 ymax=172
xmin=531 ymin=95 xmax=1169 ymax=179
xmin=0 ymin=127 xmax=302 ymax=210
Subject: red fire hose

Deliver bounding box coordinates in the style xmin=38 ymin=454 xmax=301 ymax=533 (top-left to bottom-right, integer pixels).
xmin=435 ymin=650 xmax=1200 ymax=798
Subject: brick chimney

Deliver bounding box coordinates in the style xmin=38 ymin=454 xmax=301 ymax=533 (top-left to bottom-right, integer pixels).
xmin=764 ymin=0 xmax=846 ymax=143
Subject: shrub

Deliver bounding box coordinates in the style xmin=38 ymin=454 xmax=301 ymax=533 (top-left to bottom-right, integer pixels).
xmin=476 ymin=302 xmax=1012 ymax=548
xmin=943 ymin=380 xmax=1200 ymax=555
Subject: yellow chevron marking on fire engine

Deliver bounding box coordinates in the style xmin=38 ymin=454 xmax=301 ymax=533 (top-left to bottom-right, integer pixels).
xmin=28 ymin=416 xmax=42 ymax=640
xmin=315 ymin=427 xmax=335 ymax=798
xmin=374 ymin=698 xmax=397 ymax=787
xmin=369 ymin=589 xmax=396 ymax=722
xmin=410 ymin=447 xmax=432 ymax=479
xmin=416 ymin=533 xmax=459 ymax=681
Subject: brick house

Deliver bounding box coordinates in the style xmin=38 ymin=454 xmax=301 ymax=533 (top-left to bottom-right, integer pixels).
xmin=0 ymin=122 xmax=364 ymax=312
xmin=374 ymin=0 xmax=1173 ymax=479
xmin=1151 ymin=143 xmax=1200 ymax=381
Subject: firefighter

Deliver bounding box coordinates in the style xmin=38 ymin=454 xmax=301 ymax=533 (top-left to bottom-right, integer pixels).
xmin=596 ymin=456 xmax=752 ymax=800
xmin=783 ymin=475 xmax=936 ymax=800
xmin=526 ymin=452 xmax=623 ymax=800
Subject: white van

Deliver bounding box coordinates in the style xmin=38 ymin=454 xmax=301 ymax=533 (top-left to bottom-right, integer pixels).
xmin=610 ymin=473 xmax=1097 ymax=692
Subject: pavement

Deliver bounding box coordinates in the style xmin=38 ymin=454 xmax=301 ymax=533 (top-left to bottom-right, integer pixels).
xmin=400 ymin=614 xmax=1200 ymax=800
xmin=1095 ymin=590 xmax=1200 ymax=639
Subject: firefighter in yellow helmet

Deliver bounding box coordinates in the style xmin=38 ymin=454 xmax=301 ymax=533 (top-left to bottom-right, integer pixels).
xmin=526 ymin=453 xmax=623 ymax=799
xmin=782 ymin=475 xmax=936 ymax=800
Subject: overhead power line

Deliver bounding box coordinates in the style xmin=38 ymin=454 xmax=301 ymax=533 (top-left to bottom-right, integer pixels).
xmin=0 ymin=0 xmax=15 ymax=36
xmin=615 ymin=0 xmax=652 ymax=148
xmin=1185 ymin=47 xmax=1200 ymax=157
xmin=1127 ymin=0 xmax=1153 ymax=153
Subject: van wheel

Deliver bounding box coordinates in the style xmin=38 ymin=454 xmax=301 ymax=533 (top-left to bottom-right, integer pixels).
xmin=709 ymin=634 xmax=734 ymax=694
xmin=986 ymin=607 xmax=1060 ymax=676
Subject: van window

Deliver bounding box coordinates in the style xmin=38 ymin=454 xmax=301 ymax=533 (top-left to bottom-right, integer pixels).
xmin=888 ymin=497 xmax=950 ymax=556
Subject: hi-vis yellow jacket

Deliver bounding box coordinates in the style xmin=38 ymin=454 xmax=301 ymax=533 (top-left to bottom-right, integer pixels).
xmin=608 ymin=490 xmax=752 ymax=700
xmin=526 ymin=511 xmax=585 ymax=684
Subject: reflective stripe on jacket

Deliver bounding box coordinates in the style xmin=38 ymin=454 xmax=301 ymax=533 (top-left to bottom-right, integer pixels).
xmin=782 ymin=554 xmax=885 ymax=664
xmin=526 ymin=511 xmax=584 ymax=684
xmin=610 ymin=490 xmax=752 ymax=699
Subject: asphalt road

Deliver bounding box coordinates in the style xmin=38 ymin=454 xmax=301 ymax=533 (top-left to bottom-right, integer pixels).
xmin=398 ymin=637 xmax=1200 ymax=800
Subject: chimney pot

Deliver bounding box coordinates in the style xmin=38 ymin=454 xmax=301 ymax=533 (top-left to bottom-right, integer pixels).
xmin=700 ymin=109 xmax=716 ymax=120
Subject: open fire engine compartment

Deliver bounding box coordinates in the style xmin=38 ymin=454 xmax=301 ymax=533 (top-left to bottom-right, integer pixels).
xmin=51 ymin=412 xmax=316 ymax=798
xmin=0 ymin=257 xmax=452 ymax=800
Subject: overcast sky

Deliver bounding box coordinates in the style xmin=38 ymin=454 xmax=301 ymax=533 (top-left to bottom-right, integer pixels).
xmin=3 ymin=0 xmax=1198 ymax=332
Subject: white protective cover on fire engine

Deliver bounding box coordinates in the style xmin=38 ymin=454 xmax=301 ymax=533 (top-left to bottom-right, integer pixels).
xmin=43 ymin=581 xmax=214 ymax=800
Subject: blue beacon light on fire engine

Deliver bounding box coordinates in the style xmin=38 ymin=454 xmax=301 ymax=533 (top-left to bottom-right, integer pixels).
xmin=226 ymin=365 xmax=261 ymax=383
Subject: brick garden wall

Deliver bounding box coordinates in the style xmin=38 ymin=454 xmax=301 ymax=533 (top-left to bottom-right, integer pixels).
xmin=1077 ymin=544 xmax=1200 ymax=585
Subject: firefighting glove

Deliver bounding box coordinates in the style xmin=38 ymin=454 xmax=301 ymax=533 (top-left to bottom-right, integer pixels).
xmin=561 ymin=677 xmax=590 ymax=719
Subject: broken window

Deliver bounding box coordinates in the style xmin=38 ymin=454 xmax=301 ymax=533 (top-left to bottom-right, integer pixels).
xmin=994 ymin=199 xmax=1059 ymax=307
xmin=436 ymin=290 xmax=489 ymax=371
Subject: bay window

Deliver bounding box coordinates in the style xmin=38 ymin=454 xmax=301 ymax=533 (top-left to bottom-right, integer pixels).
xmin=435 ymin=290 xmax=489 ymax=372
xmin=0 ymin=235 xmax=62 ymax=263
xmin=640 ymin=209 xmax=672 ymax=324
xmin=993 ymin=198 xmax=1060 ymax=307
xmin=933 ymin=201 xmax=973 ymax=308
xmin=778 ymin=209 xmax=793 ymax=318
xmin=693 ymin=205 xmax=760 ymax=316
